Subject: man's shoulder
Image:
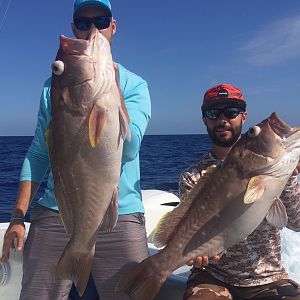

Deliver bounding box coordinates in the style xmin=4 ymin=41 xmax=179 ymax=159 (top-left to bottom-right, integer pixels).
xmin=183 ymin=152 xmax=218 ymax=175
xmin=44 ymin=77 xmax=52 ymax=87
xmin=39 ymin=77 xmax=52 ymax=109
xmin=117 ymin=63 xmax=148 ymax=89
xmin=178 ymin=152 xmax=218 ymax=198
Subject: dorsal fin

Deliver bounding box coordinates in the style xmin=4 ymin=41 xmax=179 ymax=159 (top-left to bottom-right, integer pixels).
xmin=153 ymin=165 xmax=217 ymax=248
xmin=119 ymin=107 xmax=131 ymax=142
xmin=114 ymin=63 xmax=131 ymax=143
xmin=99 ymin=187 xmax=119 ymax=232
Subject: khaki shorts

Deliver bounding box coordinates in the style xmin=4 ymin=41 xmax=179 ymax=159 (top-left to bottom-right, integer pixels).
xmin=183 ymin=268 xmax=300 ymax=300
xmin=20 ymin=204 xmax=149 ymax=300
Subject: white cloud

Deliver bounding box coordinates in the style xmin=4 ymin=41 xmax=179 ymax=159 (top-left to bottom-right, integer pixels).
xmin=241 ymin=15 xmax=300 ymax=66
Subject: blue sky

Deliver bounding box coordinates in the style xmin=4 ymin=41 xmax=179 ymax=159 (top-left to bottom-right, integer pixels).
xmin=1 ymin=0 xmax=300 ymax=135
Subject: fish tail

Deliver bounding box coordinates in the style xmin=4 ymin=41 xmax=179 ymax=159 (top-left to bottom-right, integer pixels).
xmin=54 ymin=241 xmax=95 ymax=297
xmin=116 ymin=254 xmax=169 ymax=300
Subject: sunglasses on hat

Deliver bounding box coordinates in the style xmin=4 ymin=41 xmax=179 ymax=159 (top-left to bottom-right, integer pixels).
xmin=203 ymin=107 xmax=245 ymax=120
xmin=73 ymin=16 xmax=112 ymax=31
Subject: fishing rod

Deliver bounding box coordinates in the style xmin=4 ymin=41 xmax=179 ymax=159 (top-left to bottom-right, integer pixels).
xmin=0 ymin=0 xmax=12 ymax=32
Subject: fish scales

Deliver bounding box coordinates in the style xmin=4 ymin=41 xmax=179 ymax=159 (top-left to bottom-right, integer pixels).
xmin=48 ymin=28 xmax=129 ymax=296
xmin=116 ymin=112 xmax=300 ymax=300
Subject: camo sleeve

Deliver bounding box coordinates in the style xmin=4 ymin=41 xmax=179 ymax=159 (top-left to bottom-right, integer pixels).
xmin=281 ymin=175 xmax=300 ymax=231
xmin=179 ymin=170 xmax=201 ymax=200
xmin=178 ymin=152 xmax=219 ymax=200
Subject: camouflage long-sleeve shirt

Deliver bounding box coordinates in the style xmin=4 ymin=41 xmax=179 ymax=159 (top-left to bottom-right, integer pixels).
xmin=178 ymin=151 xmax=300 ymax=287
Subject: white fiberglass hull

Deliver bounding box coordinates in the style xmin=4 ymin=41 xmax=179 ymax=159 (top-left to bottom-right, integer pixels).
xmin=1 ymin=189 xmax=300 ymax=300
xmin=0 ymin=190 xmax=189 ymax=300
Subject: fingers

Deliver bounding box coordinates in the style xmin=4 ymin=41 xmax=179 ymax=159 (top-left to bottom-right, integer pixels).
xmin=186 ymin=256 xmax=208 ymax=268
xmin=1 ymin=226 xmax=25 ymax=262
xmin=1 ymin=234 xmax=14 ymax=262
xmin=186 ymin=255 xmax=221 ymax=268
xmin=212 ymin=255 xmax=221 ymax=261
xmin=17 ymin=234 xmax=24 ymax=251
xmin=196 ymin=256 xmax=208 ymax=267
xmin=292 ymin=161 xmax=300 ymax=176
xmin=186 ymin=259 xmax=194 ymax=266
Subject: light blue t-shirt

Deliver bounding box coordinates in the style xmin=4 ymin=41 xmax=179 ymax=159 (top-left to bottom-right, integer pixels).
xmin=20 ymin=63 xmax=151 ymax=215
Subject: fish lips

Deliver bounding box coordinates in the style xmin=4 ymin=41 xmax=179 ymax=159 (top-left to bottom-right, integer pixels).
xmin=59 ymin=27 xmax=103 ymax=55
xmin=267 ymin=112 xmax=298 ymax=139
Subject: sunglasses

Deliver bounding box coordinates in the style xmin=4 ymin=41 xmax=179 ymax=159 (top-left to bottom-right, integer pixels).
xmin=203 ymin=107 xmax=245 ymax=120
xmin=73 ymin=16 xmax=112 ymax=31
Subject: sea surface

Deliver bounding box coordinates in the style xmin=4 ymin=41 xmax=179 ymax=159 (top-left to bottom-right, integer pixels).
xmin=0 ymin=135 xmax=212 ymax=222
xmin=1 ymin=135 xmax=300 ymax=283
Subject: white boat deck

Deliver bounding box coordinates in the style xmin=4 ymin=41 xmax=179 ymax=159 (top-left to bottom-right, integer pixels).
xmin=1 ymin=188 xmax=300 ymax=299
xmin=0 ymin=190 xmax=189 ymax=300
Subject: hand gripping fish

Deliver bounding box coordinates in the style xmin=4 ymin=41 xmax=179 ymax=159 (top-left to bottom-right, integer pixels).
xmin=47 ymin=28 xmax=130 ymax=296
xmin=116 ymin=112 xmax=300 ymax=300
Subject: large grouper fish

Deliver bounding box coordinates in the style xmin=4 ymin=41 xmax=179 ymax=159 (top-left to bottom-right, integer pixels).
xmin=47 ymin=28 xmax=129 ymax=296
xmin=116 ymin=112 xmax=300 ymax=300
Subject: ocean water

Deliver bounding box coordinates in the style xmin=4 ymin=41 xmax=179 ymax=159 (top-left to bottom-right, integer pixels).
xmin=0 ymin=135 xmax=212 ymax=222
xmin=0 ymin=135 xmax=299 ymax=283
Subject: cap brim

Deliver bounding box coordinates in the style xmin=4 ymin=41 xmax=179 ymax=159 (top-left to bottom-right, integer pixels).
xmin=202 ymin=99 xmax=246 ymax=111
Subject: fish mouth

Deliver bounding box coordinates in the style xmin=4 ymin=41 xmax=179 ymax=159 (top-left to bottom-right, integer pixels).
xmin=268 ymin=112 xmax=296 ymax=139
xmin=59 ymin=27 xmax=99 ymax=56
xmin=59 ymin=35 xmax=91 ymax=55
xmin=268 ymin=112 xmax=300 ymax=154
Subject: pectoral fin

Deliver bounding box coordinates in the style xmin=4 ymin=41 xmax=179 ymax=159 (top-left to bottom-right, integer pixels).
xmin=266 ymin=197 xmax=288 ymax=229
xmin=89 ymin=105 xmax=107 ymax=148
xmin=244 ymin=176 xmax=267 ymax=204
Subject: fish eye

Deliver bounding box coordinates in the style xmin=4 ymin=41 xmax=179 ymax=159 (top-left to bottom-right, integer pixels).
xmin=248 ymin=126 xmax=261 ymax=138
xmin=51 ymin=60 xmax=64 ymax=76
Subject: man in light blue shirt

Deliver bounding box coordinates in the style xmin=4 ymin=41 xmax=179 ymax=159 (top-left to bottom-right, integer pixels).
xmin=1 ymin=1 xmax=151 ymax=299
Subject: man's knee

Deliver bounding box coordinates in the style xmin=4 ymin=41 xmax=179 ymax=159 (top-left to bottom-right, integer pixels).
xmin=184 ymin=284 xmax=233 ymax=300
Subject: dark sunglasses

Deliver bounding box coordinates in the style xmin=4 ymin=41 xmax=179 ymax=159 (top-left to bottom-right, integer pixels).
xmin=203 ymin=107 xmax=245 ymax=120
xmin=73 ymin=16 xmax=112 ymax=31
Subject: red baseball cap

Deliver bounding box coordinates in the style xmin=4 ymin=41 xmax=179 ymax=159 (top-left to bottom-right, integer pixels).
xmin=201 ymin=83 xmax=246 ymax=113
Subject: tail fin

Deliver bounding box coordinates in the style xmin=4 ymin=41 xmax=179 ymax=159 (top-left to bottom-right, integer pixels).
xmin=54 ymin=241 xmax=95 ymax=296
xmin=115 ymin=255 xmax=168 ymax=300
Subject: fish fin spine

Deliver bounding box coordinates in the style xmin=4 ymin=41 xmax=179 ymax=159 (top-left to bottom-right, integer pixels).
xmin=244 ymin=176 xmax=266 ymax=204
xmin=266 ymin=197 xmax=288 ymax=229
xmin=119 ymin=107 xmax=131 ymax=142
xmin=153 ymin=165 xmax=218 ymax=248
xmin=99 ymin=188 xmax=119 ymax=232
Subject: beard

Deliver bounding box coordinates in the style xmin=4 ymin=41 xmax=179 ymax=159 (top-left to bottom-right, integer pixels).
xmin=207 ymin=122 xmax=242 ymax=147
